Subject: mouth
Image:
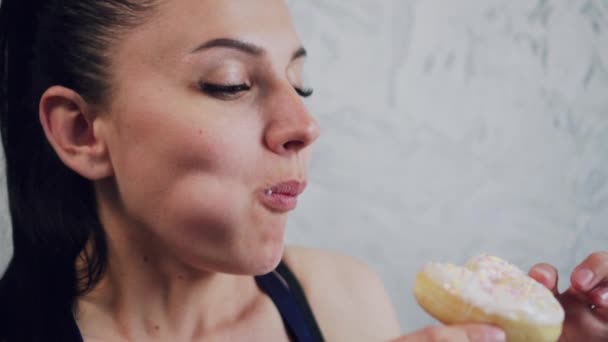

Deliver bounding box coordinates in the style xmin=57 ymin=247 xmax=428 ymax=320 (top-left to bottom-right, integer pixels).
xmin=259 ymin=180 xmax=307 ymax=213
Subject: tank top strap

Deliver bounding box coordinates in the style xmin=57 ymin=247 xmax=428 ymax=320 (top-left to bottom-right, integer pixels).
xmin=255 ymin=261 xmax=324 ymax=342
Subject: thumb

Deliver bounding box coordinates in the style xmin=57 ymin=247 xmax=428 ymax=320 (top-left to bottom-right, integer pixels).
xmin=529 ymin=263 xmax=559 ymax=296
xmin=390 ymin=324 xmax=506 ymax=342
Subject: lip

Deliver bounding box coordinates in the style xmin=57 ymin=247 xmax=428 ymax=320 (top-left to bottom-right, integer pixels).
xmin=259 ymin=180 xmax=307 ymax=213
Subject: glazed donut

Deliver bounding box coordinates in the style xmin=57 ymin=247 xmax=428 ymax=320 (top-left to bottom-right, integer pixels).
xmin=414 ymin=255 xmax=564 ymax=342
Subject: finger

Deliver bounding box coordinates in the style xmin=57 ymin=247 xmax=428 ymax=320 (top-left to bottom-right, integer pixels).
xmin=457 ymin=324 xmax=506 ymax=342
xmin=559 ymin=291 xmax=608 ymax=336
xmin=570 ymin=252 xmax=608 ymax=293
xmin=590 ymin=285 xmax=608 ymax=309
xmin=392 ymin=324 xmax=506 ymax=342
xmin=593 ymin=306 xmax=608 ymax=322
xmin=529 ymin=263 xmax=559 ymax=295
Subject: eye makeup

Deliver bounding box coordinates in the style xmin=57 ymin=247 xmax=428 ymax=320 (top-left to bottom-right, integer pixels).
xmin=192 ymin=56 xmax=314 ymax=101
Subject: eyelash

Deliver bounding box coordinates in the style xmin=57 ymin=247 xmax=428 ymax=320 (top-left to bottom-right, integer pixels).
xmin=199 ymin=83 xmax=314 ymax=99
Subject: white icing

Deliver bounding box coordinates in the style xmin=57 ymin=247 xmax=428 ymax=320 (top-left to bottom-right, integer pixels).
xmin=422 ymin=255 xmax=564 ymax=325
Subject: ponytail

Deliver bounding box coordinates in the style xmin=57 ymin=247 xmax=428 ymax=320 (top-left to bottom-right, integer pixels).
xmin=0 ymin=1 xmax=157 ymax=340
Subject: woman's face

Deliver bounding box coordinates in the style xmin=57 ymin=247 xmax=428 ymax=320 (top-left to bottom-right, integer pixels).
xmin=98 ymin=0 xmax=319 ymax=275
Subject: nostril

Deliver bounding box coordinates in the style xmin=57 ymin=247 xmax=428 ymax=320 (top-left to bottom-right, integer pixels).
xmin=283 ymin=140 xmax=305 ymax=152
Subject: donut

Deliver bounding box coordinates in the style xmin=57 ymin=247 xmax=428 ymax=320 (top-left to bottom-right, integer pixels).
xmin=414 ymin=255 xmax=564 ymax=342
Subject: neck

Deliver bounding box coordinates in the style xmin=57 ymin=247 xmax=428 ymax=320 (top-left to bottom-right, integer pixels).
xmin=76 ymin=261 xmax=261 ymax=340
xmin=75 ymin=183 xmax=263 ymax=340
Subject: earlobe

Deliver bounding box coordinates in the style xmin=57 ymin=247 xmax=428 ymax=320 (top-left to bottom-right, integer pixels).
xmin=39 ymin=85 xmax=114 ymax=180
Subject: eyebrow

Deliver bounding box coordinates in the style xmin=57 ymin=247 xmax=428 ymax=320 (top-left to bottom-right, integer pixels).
xmin=190 ymin=38 xmax=307 ymax=61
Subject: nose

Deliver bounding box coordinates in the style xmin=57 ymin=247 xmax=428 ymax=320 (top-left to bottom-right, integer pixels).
xmin=263 ymin=85 xmax=320 ymax=156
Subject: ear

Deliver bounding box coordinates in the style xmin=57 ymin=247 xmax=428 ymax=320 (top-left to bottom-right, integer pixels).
xmin=39 ymin=85 xmax=114 ymax=180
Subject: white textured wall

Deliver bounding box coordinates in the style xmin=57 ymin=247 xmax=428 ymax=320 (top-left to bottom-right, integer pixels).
xmin=286 ymin=0 xmax=608 ymax=332
xmin=0 ymin=0 xmax=607 ymax=335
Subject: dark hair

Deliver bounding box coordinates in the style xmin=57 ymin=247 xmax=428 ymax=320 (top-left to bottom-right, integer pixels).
xmin=0 ymin=1 xmax=157 ymax=340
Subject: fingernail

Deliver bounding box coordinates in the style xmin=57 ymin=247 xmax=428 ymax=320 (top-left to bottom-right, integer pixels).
xmin=533 ymin=267 xmax=552 ymax=284
xmin=573 ymin=268 xmax=595 ymax=290
xmin=599 ymin=288 xmax=608 ymax=306
xmin=482 ymin=327 xmax=506 ymax=342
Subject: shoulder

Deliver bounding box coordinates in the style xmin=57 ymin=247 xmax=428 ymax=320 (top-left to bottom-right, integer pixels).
xmin=283 ymin=246 xmax=387 ymax=295
xmin=283 ymin=246 xmax=401 ymax=341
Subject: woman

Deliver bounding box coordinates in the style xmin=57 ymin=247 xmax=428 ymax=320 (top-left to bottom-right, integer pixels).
xmin=0 ymin=0 xmax=606 ymax=341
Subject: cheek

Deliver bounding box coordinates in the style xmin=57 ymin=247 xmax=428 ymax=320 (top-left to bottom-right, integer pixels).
xmin=148 ymin=174 xmax=288 ymax=274
xmin=105 ymin=99 xmax=286 ymax=271
xmin=109 ymin=101 xmax=261 ymax=202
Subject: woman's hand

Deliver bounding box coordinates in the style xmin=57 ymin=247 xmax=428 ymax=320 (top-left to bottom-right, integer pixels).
xmin=390 ymin=324 xmax=506 ymax=342
xmin=529 ymin=252 xmax=608 ymax=341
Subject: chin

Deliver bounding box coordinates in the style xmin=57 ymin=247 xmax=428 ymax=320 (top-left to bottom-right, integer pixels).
xmin=247 ymin=241 xmax=285 ymax=275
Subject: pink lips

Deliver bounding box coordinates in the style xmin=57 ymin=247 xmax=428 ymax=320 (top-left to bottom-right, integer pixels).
xmin=260 ymin=180 xmax=306 ymax=212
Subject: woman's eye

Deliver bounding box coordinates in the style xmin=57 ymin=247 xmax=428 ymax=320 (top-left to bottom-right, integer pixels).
xmin=199 ymin=83 xmax=313 ymax=99
xmin=295 ymin=87 xmax=314 ymax=98
xmin=199 ymin=83 xmax=251 ymax=99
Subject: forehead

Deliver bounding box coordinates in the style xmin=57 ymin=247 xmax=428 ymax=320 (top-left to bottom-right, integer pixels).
xmin=112 ymin=0 xmax=301 ymax=66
